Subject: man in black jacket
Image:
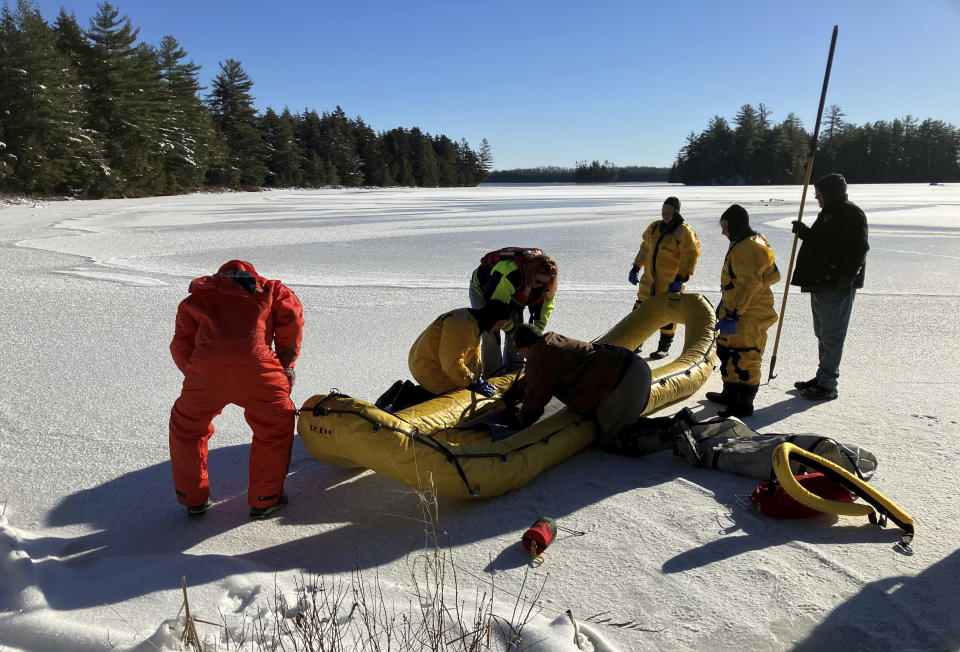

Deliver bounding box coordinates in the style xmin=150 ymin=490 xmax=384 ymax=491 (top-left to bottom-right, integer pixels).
xmin=791 ymin=173 xmax=869 ymax=400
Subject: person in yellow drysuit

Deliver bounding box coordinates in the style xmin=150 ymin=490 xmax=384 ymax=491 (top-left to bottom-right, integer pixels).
xmin=408 ymin=300 xmax=511 ymax=396
xmin=628 ymin=196 xmax=700 ymax=359
xmin=706 ymin=204 xmax=781 ymax=417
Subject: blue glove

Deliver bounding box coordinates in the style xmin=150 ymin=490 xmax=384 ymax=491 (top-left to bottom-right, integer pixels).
xmin=469 ymin=377 xmax=497 ymax=397
xmin=628 ymin=266 xmax=640 ymax=285
xmin=716 ymin=317 xmax=738 ymax=335
xmin=668 ymin=274 xmax=685 ymax=292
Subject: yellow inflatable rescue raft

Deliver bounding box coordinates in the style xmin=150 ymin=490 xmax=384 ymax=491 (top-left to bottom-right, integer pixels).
xmin=298 ymin=292 xmax=717 ymax=498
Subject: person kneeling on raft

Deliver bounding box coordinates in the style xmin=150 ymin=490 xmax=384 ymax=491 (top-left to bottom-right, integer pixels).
xmin=407 ymin=300 xmax=512 ymax=399
xmin=507 ymin=323 xmax=652 ymax=446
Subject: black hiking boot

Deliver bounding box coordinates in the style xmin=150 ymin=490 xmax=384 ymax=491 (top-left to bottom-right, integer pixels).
xmin=798 ymin=384 xmax=838 ymax=401
xmin=793 ymin=377 xmax=818 ymax=391
xmin=647 ymin=334 xmax=674 ymax=360
xmin=187 ymin=497 xmax=213 ymax=518
xmin=250 ymin=494 xmax=288 ymax=520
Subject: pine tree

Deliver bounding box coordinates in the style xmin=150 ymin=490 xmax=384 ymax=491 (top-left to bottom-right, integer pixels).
xmin=206 ymin=58 xmax=267 ymax=187
xmin=0 ymin=0 xmax=99 ymax=194
xmin=52 ymin=9 xmax=90 ymax=74
xmin=381 ymin=128 xmax=415 ymax=186
xmin=157 ymin=35 xmax=222 ymax=191
xmin=457 ymin=138 xmax=480 ymax=186
xmin=433 ymin=134 xmax=459 ymax=186
xmin=409 ymin=127 xmax=439 ymax=186
xmin=324 ymin=106 xmax=362 ymax=186
xmin=354 ymin=117 xmax=390 ymax=186
xmin=823 ymin=104 xmax=846 ymax=141
xmin=79 ymin=2 xmax=169 ymax=194
xmin=259 ymin=107 xmax=305 ymax=187
xmin=703 ymin=116 xmax=736 ymax=182
xmin=770 ymin=113 xmax=808 ymax=183
xmin=733 ymin=104 xmax=760 ymax=182
xmin=478 ymin=138 xmax=493 ymax=181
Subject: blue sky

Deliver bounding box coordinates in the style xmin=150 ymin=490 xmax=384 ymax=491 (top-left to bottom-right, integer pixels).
xmin=30 ymin=0 xmax=960 ymax=170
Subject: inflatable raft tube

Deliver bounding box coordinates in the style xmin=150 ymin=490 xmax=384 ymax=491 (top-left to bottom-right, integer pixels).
xmin=298 ymin=292 xmax=717 ymax=498
xmin=772 ymin=442 xmax=915 ymax=545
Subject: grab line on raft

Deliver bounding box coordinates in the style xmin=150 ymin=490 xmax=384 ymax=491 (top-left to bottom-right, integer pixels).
xmin=653 ymin=337 xmax=717 ymax=386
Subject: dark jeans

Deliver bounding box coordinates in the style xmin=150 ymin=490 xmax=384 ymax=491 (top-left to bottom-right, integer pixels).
xmin=810 ymin=288 xmax=857 ymax=391
xmin=593 ymin=354 xmax=652 ymax=445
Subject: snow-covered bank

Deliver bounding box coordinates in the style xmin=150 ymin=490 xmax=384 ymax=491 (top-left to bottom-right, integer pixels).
xmin=1 ymin=183 xmax=958 ymax=651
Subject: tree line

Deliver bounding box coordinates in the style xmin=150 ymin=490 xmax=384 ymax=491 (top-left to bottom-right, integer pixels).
xmin=671 ymin=103 xmax=960 ymax=185
xmin=488 ymin=161 xmax=669 ymax=183
xmin=0 ymin=1 xmax=492 ymax=198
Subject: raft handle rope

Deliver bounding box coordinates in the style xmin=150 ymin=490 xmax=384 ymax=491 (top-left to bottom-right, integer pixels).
xmin=654 ymin=338 xmax=716 ymax=386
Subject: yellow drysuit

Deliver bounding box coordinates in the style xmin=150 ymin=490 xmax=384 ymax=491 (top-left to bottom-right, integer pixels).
xmin=408 ymin=309 xmax=482 ymax=395
xmin=633 ymin=218 xmax=701 ymax=335
xmin=717 ymin=233 xmax=781 ymax=386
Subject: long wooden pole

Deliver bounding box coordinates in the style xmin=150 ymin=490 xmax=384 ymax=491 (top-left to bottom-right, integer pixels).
xmin=768 ymin=25 xmax=839 ymax=381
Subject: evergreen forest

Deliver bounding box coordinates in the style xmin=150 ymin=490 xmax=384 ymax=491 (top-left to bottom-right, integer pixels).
xmin=4 ymin=2 xmax=958 ymax=197
xmin=671 ymin=104 xmax=960 ymax=185
xmin=0 ymin=1 xmax=493 ymax=198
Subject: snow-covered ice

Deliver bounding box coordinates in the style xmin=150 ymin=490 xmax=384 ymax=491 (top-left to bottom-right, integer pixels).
xmin=1 ymin=182 xmax=958 ymax=651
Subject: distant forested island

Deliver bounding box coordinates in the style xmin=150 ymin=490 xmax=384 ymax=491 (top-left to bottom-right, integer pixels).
xmin=487 ymin=162 xmax=669 ymax=183
xmin=670 ymin=104 xmax=960 ymax=185
xmin=492 ymin=106 xmax=960 ymax=185
xmin=0 ymin=1 xmax=492 ymax=198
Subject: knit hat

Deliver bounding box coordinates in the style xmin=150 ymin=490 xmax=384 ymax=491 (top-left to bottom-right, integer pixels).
xmin=663 ymin=196 xmax=681 ymax=213
xmin=512 ymin=323 xmax=544 ymax=349
xmin=815 ymin=173 xmax=848 ymax=204
xmin=720 ymin=204 xmax=752 ymax=240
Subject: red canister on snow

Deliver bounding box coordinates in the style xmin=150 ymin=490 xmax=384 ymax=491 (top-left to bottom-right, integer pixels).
xmin=522 ymin=516 xmax=557 ymax=553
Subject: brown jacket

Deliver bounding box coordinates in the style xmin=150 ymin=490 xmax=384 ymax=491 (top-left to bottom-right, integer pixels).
xmin=518 ymin=333 xmax=633 ymax=424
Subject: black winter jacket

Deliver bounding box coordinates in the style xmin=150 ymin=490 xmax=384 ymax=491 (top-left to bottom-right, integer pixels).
xmin=791 ymin=199 xmax=869 ymax=292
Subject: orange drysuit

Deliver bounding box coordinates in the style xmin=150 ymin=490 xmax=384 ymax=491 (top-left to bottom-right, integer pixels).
xmin=169 ymin=260 xmax=304 ymax=509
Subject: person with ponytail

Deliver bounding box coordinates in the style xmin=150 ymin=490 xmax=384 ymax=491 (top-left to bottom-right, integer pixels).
xmin=706 ymin=204 xmax=781 ymax=417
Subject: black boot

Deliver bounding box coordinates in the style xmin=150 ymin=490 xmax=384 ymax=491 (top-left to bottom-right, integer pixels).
xmin=604 ymin=420 xmax=675 ymax=457
xmin=671 ymin=420 xmax=701 ymax=467
xmin=375 ymin=380 xmax=405 ymax=410
xmin=718 ymin=383 xmax=757 ymax=418
xmin=705 ymin=382 xmax=737 ymax=405
xmin=648 ymin=333 xmax=674 ymax=360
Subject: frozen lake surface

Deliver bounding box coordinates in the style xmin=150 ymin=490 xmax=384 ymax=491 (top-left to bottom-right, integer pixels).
xmin=1 ymin=182 xmax=958 ymax=651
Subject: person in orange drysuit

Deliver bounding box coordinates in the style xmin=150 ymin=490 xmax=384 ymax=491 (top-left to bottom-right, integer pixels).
xmin=169 ymin=260 xmax=304 ymax=519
